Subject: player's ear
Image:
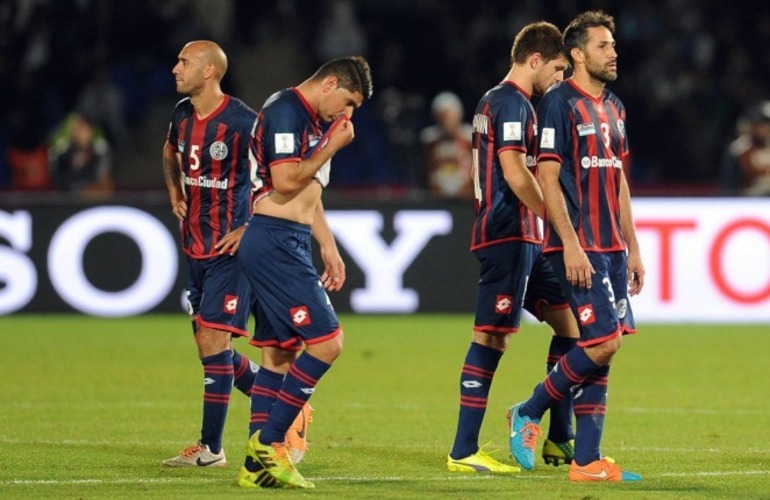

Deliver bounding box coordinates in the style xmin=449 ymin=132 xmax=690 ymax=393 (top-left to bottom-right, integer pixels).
xmin=570 ymin=47 xmax=584 ymax=65
xmin=323 ymin=76 xmax=339 ymax=93
xmin=529 ymin=53 xmax=541 ymax=69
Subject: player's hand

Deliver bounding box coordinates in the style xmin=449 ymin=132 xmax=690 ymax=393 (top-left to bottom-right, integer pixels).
xmin=627 ymin=250 xmax=645 ymax=296
xmin=172 ymin=199 xmax=188 ymax=221
xmin=216 ymin=225 xmax=246 ymax=256
xmin=564 ymin=245 xmax=595 ymax=289
xmin=319 ymin=243 xmax=346 ymax=291
xmin=328 ymin=116 xmax=355 ymax=151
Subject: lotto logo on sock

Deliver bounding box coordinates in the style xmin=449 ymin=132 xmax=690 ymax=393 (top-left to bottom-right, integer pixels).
xmin=495 ymin=295 xmax=513 ymax=314
xmin=577 ymin=304 xmax=595 ymax=325
xmin=290 ymin=306 xmax=311 ymax=326
xmin=224 ymin=295 xmax=238 ymax=314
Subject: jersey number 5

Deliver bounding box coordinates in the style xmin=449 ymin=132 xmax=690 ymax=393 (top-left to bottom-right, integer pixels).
xmin=189 ymin=145 xmax=201 ymax=171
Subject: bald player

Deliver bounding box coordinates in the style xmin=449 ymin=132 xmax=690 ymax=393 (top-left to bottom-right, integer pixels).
xmin=161 ymin=41 xmax=341 ymax=467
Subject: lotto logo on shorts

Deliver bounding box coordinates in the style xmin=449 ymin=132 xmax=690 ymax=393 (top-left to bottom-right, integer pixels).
xmin=495 ymin=295 xmax=513 ymax=314
xmin=577 ymin=304 xmax=595 ymax=325
xmin=224 ymin=295 xmax=238 ymax=314
xmin=290 ymin=306 xmax=311 ymax=326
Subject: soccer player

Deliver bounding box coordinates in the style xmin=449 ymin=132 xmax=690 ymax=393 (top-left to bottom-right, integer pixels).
xmin=446 ymin=22 xmax=578 ymax=474
xmin=236 ymin=56 xmax=373 ymax=489
xmin=160 ymin=40 xmax=326 ymax=468
xmin=507 ymin=11 xmax=645 ymax=482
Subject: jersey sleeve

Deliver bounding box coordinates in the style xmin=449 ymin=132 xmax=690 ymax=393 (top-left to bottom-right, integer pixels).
xmin=493 ymin=96 xmax=530 ymax=155
xmin=261 ymin=102 xmax=303 ymax=167
xmin=166 ymin=112 xmax=179 ymax=152
xmin=536 ymin=92 xmax=571 ymax=163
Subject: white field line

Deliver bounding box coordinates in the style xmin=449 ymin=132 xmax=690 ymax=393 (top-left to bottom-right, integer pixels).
xmin=620 ymin=407 xmax=769 ymax=415
xmin=1 ymin=436 xmax=768 ymax=455
xmin=6 ymin=471 xmax=770 ymax=486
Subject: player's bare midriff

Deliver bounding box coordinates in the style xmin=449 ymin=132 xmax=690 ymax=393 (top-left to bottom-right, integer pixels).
xmin=253 ymin=180 xmax=322 ymax=226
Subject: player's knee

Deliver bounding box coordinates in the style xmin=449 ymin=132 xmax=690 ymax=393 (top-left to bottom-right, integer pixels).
xmin=472 ymin=330 xmax=509 ymax=352
xmin=585 ymin=335 xmax=622 ymax=364
xmin=195 ymin=325 xmax=231 ymax=357
xmin=306 ymin=330 xmax=344 ymax=364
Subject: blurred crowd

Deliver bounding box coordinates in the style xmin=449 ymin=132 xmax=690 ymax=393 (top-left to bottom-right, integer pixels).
xmin=2 ymin=0 xmax=770 ymax=198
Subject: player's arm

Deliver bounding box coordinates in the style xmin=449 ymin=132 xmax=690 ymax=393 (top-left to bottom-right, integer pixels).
xmin=163 ymin=140 xmax=187 ymax=221
xmin=272 ymin=118 xmax=355 ymax=195
xmin=312 ymin=200 xmax=346 ymax=291
xmin=499 ymin=149 xmax=544 ymax=218
xmin=538 ymin=159 xmax=595 ymax=288
xmin=619 ymin=170 xmax=645 ymax=296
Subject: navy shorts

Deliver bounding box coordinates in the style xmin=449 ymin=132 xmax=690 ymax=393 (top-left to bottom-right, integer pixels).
xmin=473 ymin=241 xmax=569 ymax=334
xmin=545 ymin=251 xmax=637 ymax=347
xmin=238 ymin=215 xmax=341 ymax=352
xmin=185 ymin=253 xmax=250 ymax=337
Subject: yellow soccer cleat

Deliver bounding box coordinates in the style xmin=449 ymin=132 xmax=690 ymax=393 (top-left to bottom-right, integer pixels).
xmin=242 ymin=430 xmax=314 ymax=489
xmin=447 ymin=446 xmax=521 ymax=473
xmin=542 ymin=439 xmax=575 ymax=466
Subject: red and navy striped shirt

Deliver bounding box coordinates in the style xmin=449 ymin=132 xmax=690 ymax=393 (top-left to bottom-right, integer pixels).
xmin=252 ymin=88 xmax=331 ymax=201
xmin=470 ymin=81 xmax=542 ymax=251
xmin=167 ymin=95 xmax=258 ymax=259
xmin=537 ymin=79 xmax=629 ymax=253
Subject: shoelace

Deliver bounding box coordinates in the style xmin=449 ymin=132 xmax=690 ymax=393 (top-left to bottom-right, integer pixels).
xmin=180 ymin=444 xmax=205 ymax=458
xmin=521 ymin=423 xmax=542 ymax=449
xmin=475 ymin=442 xmax=501 ymax=459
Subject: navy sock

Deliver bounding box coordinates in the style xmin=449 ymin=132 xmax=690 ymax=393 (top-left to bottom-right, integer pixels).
xmin=248 ymin=366 xmax=283 ymax=436
xmin=450 ymin=342 xmax=502 ymax=460
xmin=232 ymin=349 xmax=258 ymax=396
xmin=546 ymin=337 xmax=577 ymax=443
xmin=200 ymin=350 xmax=233 ymax=454
xmin=520 ymin=347 xmax=598 ymax=420
xmin=574 ymin=365 xmax=610 ymax=465
xmin=259 ymin=352 xmax=330 ymax=445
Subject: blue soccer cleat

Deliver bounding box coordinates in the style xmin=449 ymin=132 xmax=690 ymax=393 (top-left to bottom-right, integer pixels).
xmin=506 ymin=402 xmax=542 ymax=471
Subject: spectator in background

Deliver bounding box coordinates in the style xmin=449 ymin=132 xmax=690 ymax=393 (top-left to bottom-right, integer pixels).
xmin=420 ymin=91 xmax=474 ymax=198
xmin=314 ymin=0 xmax=368 ymax=63
xmin=721 ymin=101 xmax=770 ymax=196
xmin=49 ymin=112 xmax=114 ymax=196
xmin=76 ymin=64 xmax=127 ymax=147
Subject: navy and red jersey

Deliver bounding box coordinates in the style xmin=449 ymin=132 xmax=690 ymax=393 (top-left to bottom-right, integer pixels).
xmin=252 ymin=88 xmax=332 ymax=201
xmin=167 ymin=95 xmax=258 ymax=259
xmin=537 ymin=79 xmax=629 ymax=253
xmin=470 ymin=81 xmax=542 ymax=251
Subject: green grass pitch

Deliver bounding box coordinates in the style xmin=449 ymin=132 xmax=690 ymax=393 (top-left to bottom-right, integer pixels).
xmin=0 ymin=314 xmax=768 ymax=499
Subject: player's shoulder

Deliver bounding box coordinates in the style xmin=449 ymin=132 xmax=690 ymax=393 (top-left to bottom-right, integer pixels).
xmin=228 ymin=95 xmax=258 ymax=118
xmin=543 ymin=80 xmax=571 ymax=100
xmin=603 ymin=87 xmax=625 ymax=109
xmin=483 ymin=82 xmax=529 ymax=111
xmin=171 ymin=97 xmax=193 ymax=116
xmin=261 ymin=89 xmax=296 ymax=114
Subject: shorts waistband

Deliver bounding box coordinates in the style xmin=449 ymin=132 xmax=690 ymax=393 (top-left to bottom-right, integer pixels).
xmin=249 ymin=214 xmax=312 ymax=234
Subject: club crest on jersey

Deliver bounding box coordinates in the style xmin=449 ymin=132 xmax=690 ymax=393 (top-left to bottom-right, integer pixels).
xmin=210 ymin=141 xmax=228 ymax=160
xmin=577 ymin=122 xmax=596 ymax=136
xmin=495 ymin=295 xmax=513 ymax=314
xmin=616 ymin=298 xmax=628 ymax=319
xmin=224 ymin=295 xmax=238 ymax=314
xmin=290 ymin=306 xmax=311 ymax=326
xmin=617 ymin=119 xmax=626 ymax=138
xmin=577 ymin=304 xmax=596 ymax=325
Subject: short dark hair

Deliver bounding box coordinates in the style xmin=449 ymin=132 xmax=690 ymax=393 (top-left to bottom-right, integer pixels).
xmin=563 ymin=10 xmax=616 ymax=66
xmin=312 ymin=56 xmax=373 ymax=100
xmin=510 ymin=21 xmax=564 ymax=66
